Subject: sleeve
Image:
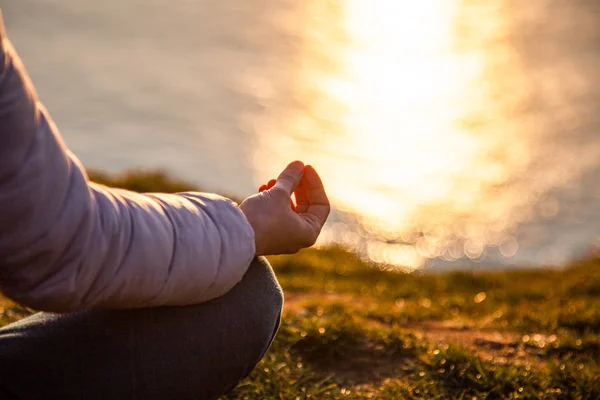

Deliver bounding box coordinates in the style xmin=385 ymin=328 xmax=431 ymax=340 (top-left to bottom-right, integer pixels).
xmin=0 ymin=13 xmax=256 ymax=312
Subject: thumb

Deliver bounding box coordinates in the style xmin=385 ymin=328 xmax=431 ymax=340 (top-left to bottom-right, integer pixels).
xmin=273 ymin=160 xmax=304 ymax=195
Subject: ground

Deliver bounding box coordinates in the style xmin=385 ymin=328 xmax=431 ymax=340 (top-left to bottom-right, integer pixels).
xmin=2 ymin=171 xmax=598 ymax=399
xmin=219 ymin=248 xmax=600 ymax=399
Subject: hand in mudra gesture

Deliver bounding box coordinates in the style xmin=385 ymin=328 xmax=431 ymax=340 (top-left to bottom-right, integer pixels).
xmin=240 ymin=161 xmax=330 ymax=256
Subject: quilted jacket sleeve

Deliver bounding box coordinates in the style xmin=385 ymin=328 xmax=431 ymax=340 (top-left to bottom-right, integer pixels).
xmin=0 ymin=13 xmax=255 ymax=312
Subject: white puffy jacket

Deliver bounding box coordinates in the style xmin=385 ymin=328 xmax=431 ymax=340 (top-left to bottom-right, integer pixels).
xmin=0 ymin=13 xmax=256 ymax=312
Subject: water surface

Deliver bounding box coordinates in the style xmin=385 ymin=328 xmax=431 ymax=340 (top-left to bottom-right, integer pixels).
xmin=4 ymin=0 xmax=600 ymax=269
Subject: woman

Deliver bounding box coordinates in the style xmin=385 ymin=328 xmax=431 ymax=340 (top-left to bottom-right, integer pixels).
xmin=0 ymin=12 xmax=330 ymax=399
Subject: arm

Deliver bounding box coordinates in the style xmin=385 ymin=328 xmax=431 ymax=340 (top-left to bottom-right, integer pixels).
xmin=0 ymin=13 xmax=255 ymax=312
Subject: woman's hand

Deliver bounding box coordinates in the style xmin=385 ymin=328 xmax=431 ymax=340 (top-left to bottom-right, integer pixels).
xmin=240 ymin=161 xmax=330 ymax=256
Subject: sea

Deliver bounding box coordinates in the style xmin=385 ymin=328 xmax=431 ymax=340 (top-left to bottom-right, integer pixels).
xmin=3 ymin=0 xmax=600 ymax=270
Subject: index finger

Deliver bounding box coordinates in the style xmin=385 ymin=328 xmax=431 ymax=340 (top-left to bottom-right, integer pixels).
xmin=304 ymin=165 xmax=329 ymax=206
xmin=302 ymin=165 xmax=330 ymax=223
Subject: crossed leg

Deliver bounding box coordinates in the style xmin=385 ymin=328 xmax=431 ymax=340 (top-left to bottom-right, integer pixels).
xmin=0 ymin=257 xmax=282 ymax=400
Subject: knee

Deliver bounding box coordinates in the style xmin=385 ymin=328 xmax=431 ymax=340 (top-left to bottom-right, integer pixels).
xmin=233 ymin=256 xmax=283 ymax=364
xmin=242 ymin=256 xmax=283 ymax=307
xmin=250 ymin=256 xmax=284 ymax=309
xmin=244 ymin=256 xmax=283 ymax=332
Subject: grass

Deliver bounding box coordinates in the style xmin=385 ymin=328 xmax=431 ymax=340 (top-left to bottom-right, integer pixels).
xmin=217 ymin=249 xmax=599 ymax=399
xmin=2 ymin=170 xmax=599 ymax=399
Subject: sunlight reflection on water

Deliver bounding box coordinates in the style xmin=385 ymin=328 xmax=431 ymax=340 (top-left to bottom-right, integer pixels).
xmin=252 ymin=0 xmax=600 ymax=269
xmin=6 ymin=0 xmax=600 ymax=269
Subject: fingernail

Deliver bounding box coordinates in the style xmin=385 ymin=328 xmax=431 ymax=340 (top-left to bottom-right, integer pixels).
xmin=287 ymin=160 xmax=305 ymax=172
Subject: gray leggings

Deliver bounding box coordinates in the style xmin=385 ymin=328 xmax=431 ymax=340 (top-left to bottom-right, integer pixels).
xmin=0 ymin=257 xmax=283 ymax=400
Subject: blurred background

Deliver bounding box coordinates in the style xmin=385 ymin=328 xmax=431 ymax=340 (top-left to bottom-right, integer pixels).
xmin=3 ymin=0 xmax=600 ymax=270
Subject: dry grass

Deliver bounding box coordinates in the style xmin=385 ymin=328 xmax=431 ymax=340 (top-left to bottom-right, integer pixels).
xmin=3 ymin=170 xmax=598 ymax=399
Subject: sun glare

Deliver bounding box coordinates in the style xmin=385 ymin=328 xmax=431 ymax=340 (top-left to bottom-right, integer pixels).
xmin=331 ymin=0 xmax=486 ymax=221
xmin=253 ymin=0 xmax=533 ymax=269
